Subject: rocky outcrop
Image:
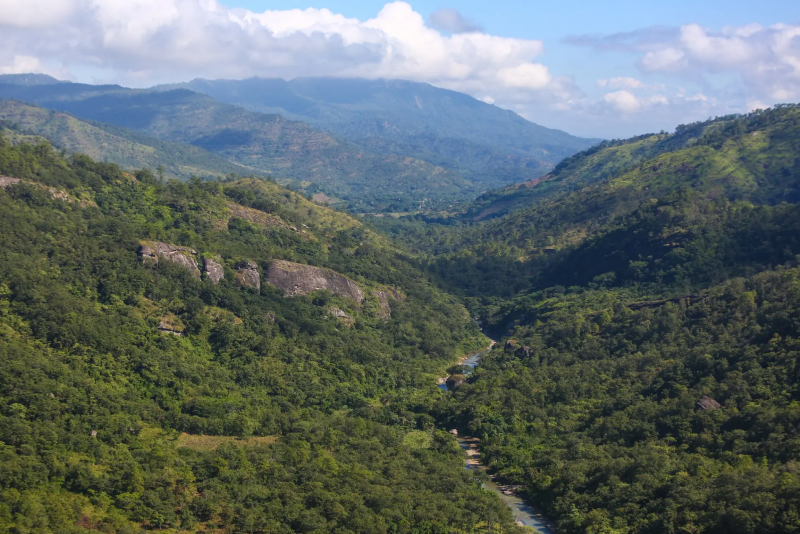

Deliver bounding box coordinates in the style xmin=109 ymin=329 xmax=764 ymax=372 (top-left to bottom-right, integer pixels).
xmin=329 ymin=307 xmax=354 ymax=327
xmin=374 ymin=288 xmax=405 ymax=319
xmin=203 ymin=257 xmax=225 ymax=284
xmin=138 ymin=242 xmax=200 ymax=278
xmin=1 ymin=176 xmax=95 ymax=207
xmin=445 ymin=374 xmax=467 ymax=390
xmin=158 ymin=315 xmax=184 ymax=336
xmin=0 ymin=176 xmax=21 ymax=188
xmin=234 ymin=261 xmax=261 ymax=291
xmin=265 ymin=260 xmax=364 ymax=304
xmin=515 ymin=346 xmax=533 ymax=359
xmin=695 ymin=396 xmax=721 ymax=411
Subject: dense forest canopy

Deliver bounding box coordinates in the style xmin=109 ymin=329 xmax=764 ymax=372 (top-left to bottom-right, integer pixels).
xmin=0 ymin=137 xmax=526 ymax=533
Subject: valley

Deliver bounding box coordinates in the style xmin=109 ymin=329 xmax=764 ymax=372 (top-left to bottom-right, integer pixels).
xmin=0 ymin=73 xmax=799 ymax=534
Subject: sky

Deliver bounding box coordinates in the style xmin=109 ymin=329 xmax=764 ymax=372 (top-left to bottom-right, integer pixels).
xmin=1 ymin=0 xmax=799 ymax=138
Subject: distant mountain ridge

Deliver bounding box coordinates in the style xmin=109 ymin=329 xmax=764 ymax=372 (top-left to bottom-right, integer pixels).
xmin=0 ymin=77 xmax=472 ymax=211
xmin=160 ymin=77 xmax=599 ymax=183
xmin=0 ymin=99 xmax=257 ymax=180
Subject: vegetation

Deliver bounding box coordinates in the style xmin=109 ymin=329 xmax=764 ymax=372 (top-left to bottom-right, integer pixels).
xmin=0 ymin=137 xmax=526 ymax=533
xmin=3 ymin=79 xmax=800 ymax=534
xmin=0 ymin=81 xmax=481 ymax=213
xmin=0 ymin=99 xmax=257 ymax=181
xmin=411 ymin=105 xmax=800 ymax=533
xmin=164 ymin=77 xmax=598 ymax=188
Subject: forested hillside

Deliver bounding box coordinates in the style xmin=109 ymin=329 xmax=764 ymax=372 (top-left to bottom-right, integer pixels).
xmin=162 ymin=77 xmax=597 ymax=186
xmin=0 ymin=78 xmax=485 ymax=213
xmin=394 ymin=105 xmax=800 ymax=533
xmin=0 ymin=137 xmax=526 ymax=533
xmin=0 ymin=100 xmax=257 ymax=180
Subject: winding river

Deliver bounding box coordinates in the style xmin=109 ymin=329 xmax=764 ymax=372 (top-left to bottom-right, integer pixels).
xmin=440 ymin=346 xmax=555 ymax=533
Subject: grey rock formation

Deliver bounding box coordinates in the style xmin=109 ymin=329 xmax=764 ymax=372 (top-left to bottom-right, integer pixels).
xmin=266 ymin=260 xmax=364 ymax=303
xmin=374 ymin=288 xmax=405 ymax=319
xmin=445 ymin=374 xmax=467 ymax=390
xmin=695 ymin=396 xmax=722 ymax=411
xmin=203 ymin=257 xmax=225 ymax=284
xmin=235 ymin=261 xmax=261 ymax=291
xmin=516 ymin=346 xmax=533 ymax=359
xmin=137 ymin=242 xmax=200 ymax=277
xmin=0 ymin=176 xmax=21 ymax=188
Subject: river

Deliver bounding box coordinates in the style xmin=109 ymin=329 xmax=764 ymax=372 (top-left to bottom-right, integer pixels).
xmin=440 ymin=346 xmax=555 ymax=533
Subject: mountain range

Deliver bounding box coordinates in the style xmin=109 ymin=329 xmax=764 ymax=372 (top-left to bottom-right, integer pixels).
xmin=0 ymin=74 xmax=597 ymax=212
xmin=3 ymin=67 xmax=800 ymax=534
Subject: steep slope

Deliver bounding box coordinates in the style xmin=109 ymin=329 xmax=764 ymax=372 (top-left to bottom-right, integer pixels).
xmin=0 ymin=80 xmax=476 ymax=212
xmin=0 ymin=138 xmax=525 ymax=533
xmin=164 ymin=77 xmax=599 ymax=186
xmin=0 ymin=99 xmax=257 ymax=180
xmin=414 ymin=105 xmax=800 ymax=534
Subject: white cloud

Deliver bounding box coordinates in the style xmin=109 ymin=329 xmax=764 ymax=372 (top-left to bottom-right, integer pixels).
xmin=603 ymin=90 xmax=641 ymax=112
xmin=598 ymin=77 xmax=644 ymax=89
xmin=428 ymin=8 xmax=482 ymax=34
xmin=634 ymin=23 xmax=800 ymax=102
xmin=0 ymin=0 xmax=562 ymax=102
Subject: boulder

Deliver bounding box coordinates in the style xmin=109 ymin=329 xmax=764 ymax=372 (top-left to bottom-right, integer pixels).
xmin=445 ymin=374 xmax=467 ymax=390
xmin=695 ymin=396 xmax=722 ymax=411
xmin=203 ymin=257 xmax=225 ymax=284
xmin=138 ymin=241 xmax=200 ymax=278
xmin=329 ymin=307 xmax=354 ymax=327
xmin=516 ymin=346 xmax=533 ymax=359
xmin=234 ymin=261 xmax=261 ymax=291
xmin=266 ymin=260 xmax=364 ymax=304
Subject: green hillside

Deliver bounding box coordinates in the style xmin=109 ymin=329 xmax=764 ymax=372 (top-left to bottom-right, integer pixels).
xmin=0 ymin=99 xmax=258 ymax=180
xmin=0 ymin=137 xmax=529 ymax=533
xmin=387 ymin=105 xmax=800 ymax=533
xmin=162 ymin=77 xmax=598 ymax=187
xmin=0 ymin=81 xmax=479 ymax=213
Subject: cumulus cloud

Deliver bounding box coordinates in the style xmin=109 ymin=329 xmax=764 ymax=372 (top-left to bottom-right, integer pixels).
xmin=0 ymin=0 xmax=560 ymax=100
xmin=598 ymin=77 xmax=644 ymax=89
xmin=428 ymin=8 xmax=482 ymax=34
xmin=573 ymin=22 xmax=800 ymax=104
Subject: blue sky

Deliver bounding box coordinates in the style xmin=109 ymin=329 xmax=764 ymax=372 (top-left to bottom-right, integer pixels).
xmin=2 ymin=0 xmax=799 ymax=137
xmin=226 ymin=0 xmax=798 ymax=99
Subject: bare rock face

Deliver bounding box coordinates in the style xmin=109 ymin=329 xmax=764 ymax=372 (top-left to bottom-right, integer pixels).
xmin=138 ymin=241 xmax=200 ymax=278
xmin=374 ymin=288 xmax=405 ymax=319
xmin=0 ymin=176 xmax=21 ymax=188
xmin=234 ymin=261 xmax=261 ymax=291
xmin=695 ymin=396 xmax=722 ymax=411
xmin=266 ymin=260 xmax=364 ymax=304
xmin=203 ymin=257 xmax=225 ymax=284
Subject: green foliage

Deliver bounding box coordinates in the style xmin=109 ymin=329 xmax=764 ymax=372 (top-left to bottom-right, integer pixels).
xmin=166 ymin=77 xmax=598 ymax=189
xmin=0 ymin=142 xmax=522 ymax=533
xmin=0 ymin=83 xmax=484 ymax=213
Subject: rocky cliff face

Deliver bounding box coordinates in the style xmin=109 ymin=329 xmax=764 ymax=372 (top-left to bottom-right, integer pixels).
xmin=374 ymin=288 xmax=405 ymax=319
xmin=138 ymin=242 xmax=201 ymax=278
xmin=203 ymin=257 xmax=225 ymax=284
xmin=265 ymin=260 xmax=364 ymax=303
xmin=235 ymin=261 xmax=261 ymax=291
